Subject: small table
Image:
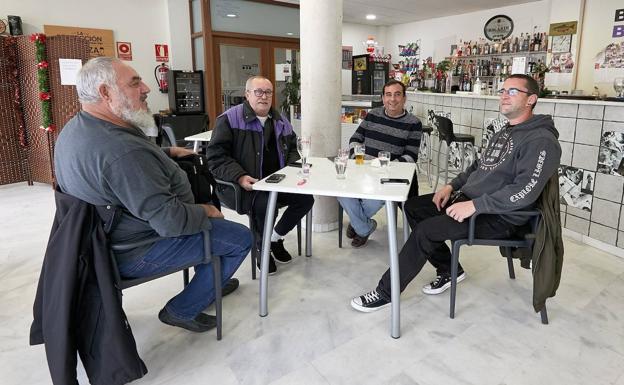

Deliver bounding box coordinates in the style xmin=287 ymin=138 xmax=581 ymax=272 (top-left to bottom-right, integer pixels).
xmin=253 ymin=157 xmax=416 ymax=338
xmin=184 ymin=131 xmax=212 ymax=152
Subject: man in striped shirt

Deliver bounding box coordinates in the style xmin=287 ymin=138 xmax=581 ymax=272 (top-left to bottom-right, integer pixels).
xmin=338 ymin=80 xmax=422 ymax=247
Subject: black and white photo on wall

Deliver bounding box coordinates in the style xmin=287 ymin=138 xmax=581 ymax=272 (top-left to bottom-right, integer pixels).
xmin=598 ymin=131 xmax=624 ymax=176
xmin=559 ymin=165 xmax=594 ymax=211
xmin=478 ymin=117 xmax=509 ymax=159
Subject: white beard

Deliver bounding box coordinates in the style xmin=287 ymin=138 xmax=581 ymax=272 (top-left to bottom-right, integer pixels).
xmin=111 ymin=93 xmax=156 ymax=135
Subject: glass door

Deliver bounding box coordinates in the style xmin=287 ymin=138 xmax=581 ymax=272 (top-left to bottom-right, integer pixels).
xmin=216 ymin=43 xmax=262 ymax=112
xmin=273 ymin=47 xmax=300 ymax=120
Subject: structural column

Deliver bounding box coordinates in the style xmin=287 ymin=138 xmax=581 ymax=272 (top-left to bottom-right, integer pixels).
xmin=300 ymin=0 xmax=343 ymax=231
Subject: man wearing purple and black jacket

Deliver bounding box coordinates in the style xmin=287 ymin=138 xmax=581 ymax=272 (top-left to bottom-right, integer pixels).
xmin=207 ymin=76 xmax=314 ymax=275
xmin=351 ymin=74 xmax=561 ymax=312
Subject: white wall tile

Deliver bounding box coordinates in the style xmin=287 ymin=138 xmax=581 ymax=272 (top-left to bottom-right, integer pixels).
xmin=565 ymin=214 xmax=589 ymax=235
xmin=554 ymin=103 xmax=578 ymax=118
xmin=604 ymin=106 xmax=624 ymax=122
xmin=554 ymin=117 xmax=576 ymax=142
xmin=594 ymin=172 xmax=624 ymax=203
xmin=590 ymin=198 xmax=621 ymax=228
xmin=534 ymin=102 xmax=555 ymax=116
xmin=578 ymin=104 xmax=604 ymax=120
xmin=589 ymin=222 xmax=617 ymax=245
xmin=574 ymin=119 xmax=603 ymax=146
xmin=485 ymin=99 xmax=499 ymax=111
xmin=571 ymin=144 xmax=599 ymax=171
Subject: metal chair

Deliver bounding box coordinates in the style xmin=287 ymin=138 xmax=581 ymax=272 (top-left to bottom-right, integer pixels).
xmin=214 ymin=179 xmax=309 ymax=280
xmin=449 ymin=210 xmax=549 ymax=325
xmin=433 ymin=115 xmax=476 ymax=191
xmin=97 ymin=205 xmax=224 ymax=340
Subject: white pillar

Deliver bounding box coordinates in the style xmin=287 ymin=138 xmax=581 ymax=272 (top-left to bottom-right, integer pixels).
xmin=300 ymin=0 xmax=343 ymax=232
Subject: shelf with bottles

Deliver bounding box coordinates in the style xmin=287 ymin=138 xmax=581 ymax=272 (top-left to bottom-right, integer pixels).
xmin=450 ymin=30 xmax=548 ymax=60
xmin=447 ymin=50 xmax=547 ymax=60
xmin=397 ymin=40 xmax=421 ymax=75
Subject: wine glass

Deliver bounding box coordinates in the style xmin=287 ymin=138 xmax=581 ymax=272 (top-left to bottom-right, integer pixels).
xmin=296 ymin=136 xmax=311 ymax=177
xmin=614 ymin=77 xmax=624 ymax=98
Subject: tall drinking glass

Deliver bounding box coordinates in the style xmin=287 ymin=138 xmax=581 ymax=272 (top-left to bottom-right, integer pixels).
xmin=354 ymin=143 xmax=365 ymax=165
xmin=297 ymin=136 xmax=311 ymax=165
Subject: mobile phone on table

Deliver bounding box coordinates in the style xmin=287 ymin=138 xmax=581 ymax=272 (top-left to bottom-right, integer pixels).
xmin=380 ymin=178 xmax=410 ymax=185
xmin=266 ymin=173 xmax=286 ymax=183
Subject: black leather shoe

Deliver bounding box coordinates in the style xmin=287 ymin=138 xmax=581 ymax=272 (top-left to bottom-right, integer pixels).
xmin=158 ymin=308 xmax=216 ymax=333
xmin=222 ymin=278 xmax=239 ymax=297
xmin=256 ymin=256 xmax=277 ymax=275
xmin=271 ymin=239 xmax=293 ymax=264
xmin=346 ymin=223 xmax=356 ymax=239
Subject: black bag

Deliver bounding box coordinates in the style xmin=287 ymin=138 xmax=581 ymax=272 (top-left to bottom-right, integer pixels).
xmin=174 ymin=154 xmax=221 ymax=210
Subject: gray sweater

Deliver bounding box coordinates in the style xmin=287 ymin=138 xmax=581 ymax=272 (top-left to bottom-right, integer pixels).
xmin=451 ymin=114 xmax=561 ymax=225
xmin=54 ymin=111 xmax=210 ymax=262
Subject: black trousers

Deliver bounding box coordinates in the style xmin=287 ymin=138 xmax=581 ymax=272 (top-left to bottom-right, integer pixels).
xmin=251 ymin=192 xmax=314 ymax=239
xmin=377 ymin=193 xmax=517 ymax=299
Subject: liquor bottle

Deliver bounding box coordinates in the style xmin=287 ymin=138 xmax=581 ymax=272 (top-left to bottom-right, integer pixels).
xmin=473 ymin=77 xmax=482 ymax=95
xmin=457 ymin=40 xmax=463 ymax=57
xmin=512 ymin=37 xmax=519 ymax=53
xmin=484 ymin=40 xmax=490 ymax=55
xmin=466 ymin=41 xmax=472 ymax=56
xmin=472 ymin=41 xmax=478 ymax=56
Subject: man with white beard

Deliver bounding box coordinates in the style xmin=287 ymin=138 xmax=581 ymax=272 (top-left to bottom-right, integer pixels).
xmin=54 ymin=57 xmax=251 ymax=333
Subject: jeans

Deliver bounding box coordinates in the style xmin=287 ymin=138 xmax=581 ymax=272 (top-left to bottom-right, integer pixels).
xmin=337 ymin=197 xmax=385 ymax=237
xmin=117 ymin=218 xmax=252 ymax=320
xmin=376 ymin=193 xmax=518 ymax=299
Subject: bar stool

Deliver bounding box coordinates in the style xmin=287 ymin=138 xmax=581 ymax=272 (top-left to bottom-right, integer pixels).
xmin=433 ymin=115 xmax=477 ymax=191
xmin=418 ymin=123 xmax=433 ymax=187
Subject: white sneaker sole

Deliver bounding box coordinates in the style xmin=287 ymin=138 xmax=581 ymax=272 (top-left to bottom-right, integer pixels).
xmin=350 ymin=298 xmax=390 ymax=313
xmin=422 ymin=273 xmax=467 ymax=295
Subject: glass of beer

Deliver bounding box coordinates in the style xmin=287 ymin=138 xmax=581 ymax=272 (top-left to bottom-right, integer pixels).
xmin=354 ymin=143 xmax=365 ymax=165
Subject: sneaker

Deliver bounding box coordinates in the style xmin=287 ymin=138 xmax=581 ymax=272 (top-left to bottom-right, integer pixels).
xmin=271 ymin=239 xmax=293 ymax=264
xmin=346 ymin=223 xmax=356 ymax=239
xmin=351 ymin=219 xmax=377 ymax=248
xmin=351 ymin=289 xmax=390 ymax=313
xmin=256 ymin=255 xmax=277 ymax=275
xmin=222 ymin=278 xmax=239 ymax=297
xmin=422 ymin=272 xmax=467 ymax=295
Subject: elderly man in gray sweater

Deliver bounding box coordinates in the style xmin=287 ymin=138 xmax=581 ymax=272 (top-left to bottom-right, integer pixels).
xmin=55 ymin=57 xmax=251 ymax=332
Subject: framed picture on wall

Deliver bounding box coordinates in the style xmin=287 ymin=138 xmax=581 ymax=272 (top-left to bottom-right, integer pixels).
xmin=551 ymin=34 xmax=572 ymax=53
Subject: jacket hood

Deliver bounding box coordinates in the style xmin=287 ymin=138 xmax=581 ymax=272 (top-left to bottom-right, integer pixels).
xmin=512 ymin=114 xmax=559 ymax=140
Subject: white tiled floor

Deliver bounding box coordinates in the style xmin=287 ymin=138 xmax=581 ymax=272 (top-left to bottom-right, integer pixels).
xmin=2 ymin=182 xmax=624 ymax=384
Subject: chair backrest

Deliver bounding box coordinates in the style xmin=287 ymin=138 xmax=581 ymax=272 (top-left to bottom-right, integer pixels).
xmin=435 ymin=115 xmax=455 ymax=144
xmin=155 ymin=114 xmax=209 ymax=147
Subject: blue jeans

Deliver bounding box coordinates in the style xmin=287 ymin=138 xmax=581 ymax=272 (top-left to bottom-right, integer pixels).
xmin=117 ymin=218 xmax=251 ymax=320
xmin=337 ymin=197 xmax=385 ymax=237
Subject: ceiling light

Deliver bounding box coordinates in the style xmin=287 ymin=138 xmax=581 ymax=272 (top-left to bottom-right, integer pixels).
xmin=286 ymin=32 xmax=294 ymax=36
xmin=226 ymin=13 xmax=237 ymax=18
xmin=366 ymin=14 xmax=376 ymax=20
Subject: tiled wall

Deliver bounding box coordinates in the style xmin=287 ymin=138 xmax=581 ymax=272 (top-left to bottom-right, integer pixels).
xmin=406 ymin=91 xmax=624 ymax=249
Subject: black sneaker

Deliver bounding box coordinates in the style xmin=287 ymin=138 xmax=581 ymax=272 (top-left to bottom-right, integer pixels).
xmin=256 ymin=255 xmax=277 ymax=275
xmin=350 ymin=289 xmax=390 ymax=313
xmin=422 ymin=272 xmax=467 ymax=295
xmin=222 ymin=278 xmax=239 ymax=297
xmin=271 ymin=239 xmax=293 ymax=264
xmin=346 ymin=223 xmax=356 ymax=239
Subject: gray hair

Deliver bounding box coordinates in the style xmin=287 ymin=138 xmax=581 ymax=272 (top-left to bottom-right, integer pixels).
xmin=245 ymin=75 xmax=271 ymax=91
xmin=76 ymin=57 xmax=119 ymax=104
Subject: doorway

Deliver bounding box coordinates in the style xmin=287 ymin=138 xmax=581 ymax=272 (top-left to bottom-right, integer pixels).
xmin=213 ymin=33 xmax=299 ymax=118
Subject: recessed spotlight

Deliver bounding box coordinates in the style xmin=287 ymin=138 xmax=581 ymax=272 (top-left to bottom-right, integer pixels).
xmin=366 ymin=14 xmax=376 ymax=20
xmin=226 ymin=13 xmax=237 ymax=18
xmin=286 ymin=32 xmax=294 ymax=36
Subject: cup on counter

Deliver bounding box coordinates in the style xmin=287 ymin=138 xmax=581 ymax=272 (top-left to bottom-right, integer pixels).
xmin=354 ymin=143 xmax=365 ymax=165
xmin=378 ymin=151 xmax=390 ymax=169
xmin=334 ymin=156 xmax=347 ymax=179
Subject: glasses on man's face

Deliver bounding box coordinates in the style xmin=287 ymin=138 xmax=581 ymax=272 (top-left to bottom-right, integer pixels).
xmin=497 ymin=87 xmax=532 ymax=97
xmin=250 ymin=89 xmax=273 ymax=97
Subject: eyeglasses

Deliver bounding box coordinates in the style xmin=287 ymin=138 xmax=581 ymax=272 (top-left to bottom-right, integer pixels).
xmin=249 ymin=89 xmax=273 ymax=97
xmin=497 ymin=88 xmax=532 ymax=96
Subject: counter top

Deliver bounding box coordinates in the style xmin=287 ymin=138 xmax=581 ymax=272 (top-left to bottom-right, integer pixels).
xmin=406 ymin=90 xmax=624 ymax=106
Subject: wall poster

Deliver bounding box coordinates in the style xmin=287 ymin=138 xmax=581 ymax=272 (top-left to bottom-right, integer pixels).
xmin=559 ymin=165 xmax=594 ymax=211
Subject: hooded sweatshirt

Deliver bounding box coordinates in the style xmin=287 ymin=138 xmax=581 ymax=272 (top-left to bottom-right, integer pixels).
xmin=450 ymin=114 xmax=561 ymax=225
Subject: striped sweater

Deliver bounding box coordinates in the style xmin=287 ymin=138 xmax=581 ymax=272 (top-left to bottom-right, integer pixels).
xmin=349 ymin=107 xmax=421 ymax=163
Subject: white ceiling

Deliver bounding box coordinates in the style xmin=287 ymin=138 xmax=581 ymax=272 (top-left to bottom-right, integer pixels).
xmin=276 ymin=0 xmax=543 ymax=26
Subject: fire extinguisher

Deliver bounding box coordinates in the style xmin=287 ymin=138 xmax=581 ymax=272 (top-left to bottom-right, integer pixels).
xmin=154 ymin=63 xmax=169 ymax=93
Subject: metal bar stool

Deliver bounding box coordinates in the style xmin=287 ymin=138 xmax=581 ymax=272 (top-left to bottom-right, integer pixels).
xmin=433 ymin=115 xmax=477 ymax=191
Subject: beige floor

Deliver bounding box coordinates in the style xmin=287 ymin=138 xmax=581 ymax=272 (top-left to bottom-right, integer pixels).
xmin=1 ymin=181 xmax=624 ymax=385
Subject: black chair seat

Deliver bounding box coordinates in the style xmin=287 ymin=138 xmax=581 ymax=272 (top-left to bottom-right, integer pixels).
xmin=452 ymin=134 xmax=475 ymax=144
xmin=422 ymin=125 xmax=434 ymax=134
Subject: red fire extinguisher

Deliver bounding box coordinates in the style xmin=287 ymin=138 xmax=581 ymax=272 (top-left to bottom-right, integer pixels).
xmin=154 ymin=63 xmax=169 ymax=93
